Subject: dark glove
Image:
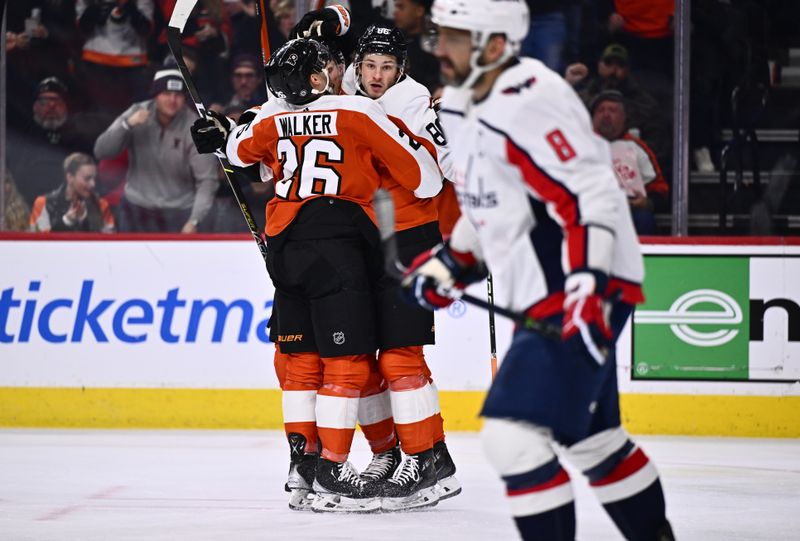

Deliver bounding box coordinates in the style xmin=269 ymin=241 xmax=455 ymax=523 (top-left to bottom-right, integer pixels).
xmin=562 ymin=271 xmax=613 ymax=365
xmin=190 ymin=109 xmax=232 ymax=154
xmin=401 ymin=243 xmax=488 ymax=311
xmin=291 ymin=5 xmax=349 ymax=39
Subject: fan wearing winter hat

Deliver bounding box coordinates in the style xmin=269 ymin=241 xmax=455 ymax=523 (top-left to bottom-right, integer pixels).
xmin=93 ymin=69 xmax=218 ymax=234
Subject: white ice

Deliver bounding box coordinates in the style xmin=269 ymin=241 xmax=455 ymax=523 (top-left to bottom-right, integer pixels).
xmin=1 ymin=430 xmax=798 ymax=540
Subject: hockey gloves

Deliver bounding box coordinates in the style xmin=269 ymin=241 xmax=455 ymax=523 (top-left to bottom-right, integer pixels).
xmin=562 ymin=271 xmax=613 ymax=365
xmin=401 ymin=243 xmax=488 ymax=311
xmin=190 ymin=109 xmax=233 ymax=154
xmin=291 ymin=5 xmax=350 ymax=39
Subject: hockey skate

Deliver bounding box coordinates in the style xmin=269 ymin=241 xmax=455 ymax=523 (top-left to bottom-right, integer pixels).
xmin=285 ymin=433 xmax=318 ymax=511
xmin=380 ymin=449 xmax=440 ymax=511
xmin=311 ymin=458 xmax=381 ymax=513
xmin=433 ymin=440 xmax=462 ymax=500
xmin=360 ymin=444 xmax=402 ymax=486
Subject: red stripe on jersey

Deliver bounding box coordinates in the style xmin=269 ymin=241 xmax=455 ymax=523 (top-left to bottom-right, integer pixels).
xmin=506 ymin=139 xmax=586 ymax=270
xmin=608 ymin=277 xmax=645 ymax=305
xmin=590 ymin=448 xmax=649 ymax=487
xmin=525 ymin=292 xmax=565 ymax=320
xmin=507 ymin=468 xmax=570 ymax=497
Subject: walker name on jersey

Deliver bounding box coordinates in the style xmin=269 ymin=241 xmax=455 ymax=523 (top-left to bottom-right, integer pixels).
xmin=0 ymin=280 xmax=274 ymax=344
xmin=275 ymin=112 xmax=338 ymax=137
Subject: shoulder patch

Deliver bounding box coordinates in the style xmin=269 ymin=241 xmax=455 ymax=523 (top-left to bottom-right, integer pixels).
xmin=502 ymin=76 xmax=537 ymax=95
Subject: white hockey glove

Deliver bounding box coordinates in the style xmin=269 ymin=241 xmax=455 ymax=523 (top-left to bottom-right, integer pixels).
xmin=401 ymin=243 xmax=487 ymax=311
xmin=562 ymin=271 xmax=613 ymax=365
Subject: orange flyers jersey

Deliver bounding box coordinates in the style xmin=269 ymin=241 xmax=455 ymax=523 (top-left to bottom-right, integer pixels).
xmin=343 ymin=66 xmax=451 ymax=232
xmin=226 ymin=94 xmax=443 ymax=237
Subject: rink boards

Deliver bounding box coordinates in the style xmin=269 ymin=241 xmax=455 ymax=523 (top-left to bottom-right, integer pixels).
xmin=1 ymin=235 xmax=799 ymax=436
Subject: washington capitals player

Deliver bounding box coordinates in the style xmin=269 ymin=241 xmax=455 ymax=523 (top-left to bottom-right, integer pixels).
xmin=401 ymin=0 xmax=675 ymax=539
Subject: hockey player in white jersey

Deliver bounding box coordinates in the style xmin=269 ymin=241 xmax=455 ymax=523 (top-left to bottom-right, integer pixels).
xmin=292 ymin=8 xmax=463 ymax=510
xmin=401 ymin=0 xmax=675 ymax=539
xmin=347 ymin=24 xmax=460 ymax=509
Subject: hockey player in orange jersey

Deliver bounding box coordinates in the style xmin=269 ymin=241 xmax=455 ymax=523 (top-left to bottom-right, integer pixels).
xmin=198 ymin=38 xmax=442 ymax=513
xmin=287 ymin=5 xmax=464 ymax=510
xmin=343 ymin=24 xmax=462 ymax=510
xmin=195 ymin=39 xmax=441 ymax=512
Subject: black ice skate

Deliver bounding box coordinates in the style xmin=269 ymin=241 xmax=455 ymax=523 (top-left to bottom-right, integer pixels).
xmin=380 ymin=448 xmax=440 ymax=511
xmin=285 ymin=433 xmax=318 ymax=511
xmin=311 ymin=458 xmax=381 ymax=513
xmin=433 ymin=440 xmax=462 ymax=500
xmin=360 ymin=444 xmax=402 ymax=485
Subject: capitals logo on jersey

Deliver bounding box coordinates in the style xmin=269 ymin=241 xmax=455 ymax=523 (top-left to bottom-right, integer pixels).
xmin=502 ymin=76 xmax=537 ymax=95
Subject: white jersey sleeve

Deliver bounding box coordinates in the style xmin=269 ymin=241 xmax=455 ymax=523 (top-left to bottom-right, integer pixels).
xmin=378 ymin=76 xmax=455 ymax=181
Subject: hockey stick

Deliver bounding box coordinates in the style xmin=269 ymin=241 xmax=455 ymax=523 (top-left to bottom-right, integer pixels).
xmin=486 ymin=274 xmax=498 ymax=379
xmin=167 ymin=0 xmax=268 ymax=266
xmin=255 ymin=0 xmax=271 ymax=64
xmin=373 ymin=188 xmax=561 ymax=340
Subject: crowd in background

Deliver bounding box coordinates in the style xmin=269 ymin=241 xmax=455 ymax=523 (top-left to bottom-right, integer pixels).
xmin=2 ymin=0 xmax=798 ymax=234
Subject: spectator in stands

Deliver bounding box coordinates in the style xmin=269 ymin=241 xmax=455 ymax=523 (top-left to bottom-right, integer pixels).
xmin=602 ymin=0 xmax=674 ymax=79
xmin=392 ymin=0 xmax=441 ymax=95
xmin=94 ymin=69 xmax=218 ymax=233
xmin=272 ymin=0 xmax=297 ymax=39
xmin=5 ymin=1 xmax=81 ymax=130
xmin=1 ymin=170 xmax=31 ymax=232
xmin=75 ymin=0 xmax=155 ymax=115
xmin=591 ymin=90 xmax=668 ymax=235
xmin=6 ymin=77 xmax=112 ymax=208
xmin=228 ymin=0 xmax=286 ymax=58
xmin=566 ymin=43 xmax=671 ymax=174
xmin=29 ymin=153 xmax=115 ymax=233
xmin=224 ymin=53 xmax=267 ymax=110
xmin=178 ymin=0 xmax=233 ymax=104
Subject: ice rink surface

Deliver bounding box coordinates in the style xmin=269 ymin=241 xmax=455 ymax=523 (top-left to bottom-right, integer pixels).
xmin=1 ymin=430 xmax=798 ymax=541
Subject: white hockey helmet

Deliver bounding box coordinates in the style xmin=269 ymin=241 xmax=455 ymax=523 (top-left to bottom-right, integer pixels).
xmin=431 ymin=0 xmax=530 ymax=88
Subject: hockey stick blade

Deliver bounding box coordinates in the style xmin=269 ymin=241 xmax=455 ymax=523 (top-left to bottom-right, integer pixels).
xmin=373 ymin=189 xmax=561 ymax=339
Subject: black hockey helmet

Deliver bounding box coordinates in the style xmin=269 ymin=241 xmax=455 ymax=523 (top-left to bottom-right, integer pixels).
xmin=313 ymin=37 xmax=346 ymax=66
xmin=355 ymin=25 xmax=407 ymax=69
xmin=265 ymin=38 xmax=332 ymax=105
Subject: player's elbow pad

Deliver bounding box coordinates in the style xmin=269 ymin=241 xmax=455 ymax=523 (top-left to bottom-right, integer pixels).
xmin=449 ymin=217 xmax=484 ymax=262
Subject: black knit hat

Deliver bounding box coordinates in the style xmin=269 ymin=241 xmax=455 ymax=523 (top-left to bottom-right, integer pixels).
xmin=150 ymin=69 xmax=185 ymax=96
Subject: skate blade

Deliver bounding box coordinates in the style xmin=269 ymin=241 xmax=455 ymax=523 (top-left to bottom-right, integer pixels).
xmin=288 ymin=489 xmax=315 ymax=511
xmin=381 ymin=485 xmax=440 ymax=512
xmin=311 ymin=492 xmax=381 ymax=514
xmin=436 ymin=476 xmax=462 ymax=501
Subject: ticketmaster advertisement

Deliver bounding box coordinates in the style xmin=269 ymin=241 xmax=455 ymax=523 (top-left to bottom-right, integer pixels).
xmin=0 ymin=239 xmax=511 ymax=391
xmin=633 ymin=255 xmax=800 ymax=382
xmin=2 ymin=239 xmax=798 ymax=390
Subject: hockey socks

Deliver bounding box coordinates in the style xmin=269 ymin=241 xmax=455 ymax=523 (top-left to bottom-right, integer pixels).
xmin=588 ymin=445 xmax=671 ymax=540
xmin=358 ymin=368 xmax=397 ymax=454
xmin=502 ymin=458 xmax=576 ymax=541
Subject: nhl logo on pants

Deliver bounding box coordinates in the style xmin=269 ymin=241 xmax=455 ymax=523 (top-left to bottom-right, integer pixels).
xmin=332 ymin=331 xmax=345 ymax=345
